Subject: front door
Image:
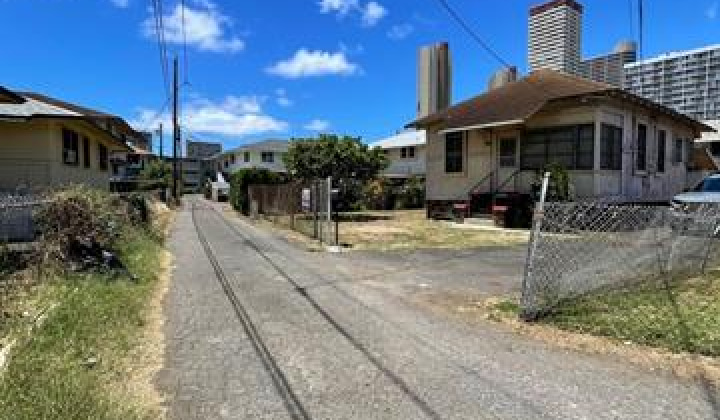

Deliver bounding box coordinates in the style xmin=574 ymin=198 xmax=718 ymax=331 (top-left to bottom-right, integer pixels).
xmin=496 ymin=136 xmax=519 ymax=192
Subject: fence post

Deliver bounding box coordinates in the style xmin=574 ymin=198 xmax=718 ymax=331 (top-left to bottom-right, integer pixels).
xmin=520 ymin=171 xmax=550 ymax=321
xmin=313 ymin=182 xmax=319 ymax=240
xmin=326 ymin=176 xmax=334 ymax=246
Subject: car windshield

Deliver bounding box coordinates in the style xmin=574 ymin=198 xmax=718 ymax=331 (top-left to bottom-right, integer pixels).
xmin=693 ymin=177 xmax=720 ymax=192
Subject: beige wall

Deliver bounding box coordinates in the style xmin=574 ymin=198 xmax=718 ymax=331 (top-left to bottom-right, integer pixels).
xmin=0 ymin=119 xmax=127 ymax=191
xmin=426 ymin=102 xmax=699 ymax=202
xmin=382 ymin=145 xmax=426 ymax=177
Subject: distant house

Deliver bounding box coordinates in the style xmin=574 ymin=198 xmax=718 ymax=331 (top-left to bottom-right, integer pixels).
xmin=219 ymin=139 xmax=288 ymax=174
xmin=407 ymin=70 xmax=714 ymax=217
xmin=370 ymin=130 xmax=426 ymax=179
xmin=0 ymin=86 xmax=136 ymax=192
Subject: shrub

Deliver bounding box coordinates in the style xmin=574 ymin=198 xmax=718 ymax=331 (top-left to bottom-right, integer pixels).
xmin=395 ymin=176 xmax=425 ymax=209
xmin=34 ymin=186 xmax=132 ymax=262
xmin=229 ymin=168 xmax=287 ymax=214
xmin=362 ymin=177 xmax=394 ymax=210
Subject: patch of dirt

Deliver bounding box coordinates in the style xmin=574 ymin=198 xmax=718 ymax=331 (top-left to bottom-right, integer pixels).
xmin=416 ymin=291 xmax=720 ymax=387
xmin=121 ymin=249 xmax=171 ymax=419
xmin=122 ymin=207 xmax=175 ymax=418
xmin=344 ymin=225 xmax=410 ymax=235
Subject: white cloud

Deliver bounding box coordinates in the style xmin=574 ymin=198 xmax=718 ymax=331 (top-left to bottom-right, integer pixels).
xmin=130 ymin=95 xmax=287 ymax=137
xmin=274 ymin=89 xmax=293 ymax=107
xmin=707 ymin=2 xmax=718 ymax=19
xmin=142 ymin=1 xmax=244 ymax=53
xmin=361 ymin=2 xmax=387 ymax=26
xmin=387 ymin=23 xmax=413 ymax=40
xmin=319 ymin=0 xmax=386 ymax=26
xmin=304 ymin=119 xmax=331 ymax=132
xmin=110 ymin=0 xmax=129 ymax=7
xmin=319 ymin=0 xmax=358 ymax=16
xmin=266 ymin=49 xmax=358 ymax=78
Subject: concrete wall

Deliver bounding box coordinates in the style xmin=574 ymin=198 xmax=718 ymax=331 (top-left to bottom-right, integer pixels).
xmin=0 ymin=119 xmax=127 ymax=191
xmin=426 ymin=102 xmax=698 ymax=202
xmin=381 ymin=145 xmax=426 ymax=177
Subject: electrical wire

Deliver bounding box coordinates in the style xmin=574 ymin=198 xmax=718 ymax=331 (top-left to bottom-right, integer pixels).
xmin=181 ymin=0 xmax=189 ymax=85
xmin=150 ymin=0 xmax=171 ymax=100
xmin=430 ymin=0 xmax=566 ymax=99
xmin=433 ymin=0 xmax=513 ymax=69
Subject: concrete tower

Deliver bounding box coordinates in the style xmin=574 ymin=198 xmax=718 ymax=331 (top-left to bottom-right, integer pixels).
xmin=528 ymin=0 xmax=583 ymax=75
xmin=417 ymin=42 xmax=452 ymax=118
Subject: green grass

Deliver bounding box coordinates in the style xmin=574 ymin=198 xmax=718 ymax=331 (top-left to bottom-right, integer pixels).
xmin=0 ymin=228 xmax=165 ymax=420
xmin=538 ymin=275 xmax=720 ymax=356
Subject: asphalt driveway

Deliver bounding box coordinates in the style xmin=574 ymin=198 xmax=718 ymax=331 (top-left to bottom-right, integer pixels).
xmin=158 ymin=197 xmax=719 ymax=419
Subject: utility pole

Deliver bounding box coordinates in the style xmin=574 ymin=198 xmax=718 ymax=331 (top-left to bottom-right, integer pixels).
xmin=157 ymin=122 xmax=164 ymax=159
xmin=172 ymin=55 xmax=180 ymax=202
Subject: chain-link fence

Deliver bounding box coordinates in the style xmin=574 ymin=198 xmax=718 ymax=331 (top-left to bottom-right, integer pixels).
xmin=521 ymin=202 xmax=720 ymax=320
xmin=0 ymin=194 xmax=48 ymax=243
xmin=248 ymin=178 xmax=337 ymax=245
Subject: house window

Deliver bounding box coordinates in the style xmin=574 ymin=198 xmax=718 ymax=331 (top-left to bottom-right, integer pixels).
xmin=673 ymin=137 xmax=684 ymax=164
xmin=400 ymin=146 xmax=416 ymax=159
xmin=62 ymin=128 xmax=79 ymax=166
xmin=224 ymin=160 xmax=229 ymax=169
xmin=498 ymin=138 xmax=517 ymax=167
xmin=261 ymin=151 xmax=274 ymax=163
xmin=98 ymin=143 xmax=108 ymax=171
xmin=244 ymin=151 xmax=250 ymax=162
xmin=82 ymin=137 xmax=91 ymax=168
xmin=445 ymin=132 xmax=464 ymax=173
xmin=600 ymin=124 xmax=622 ymax=170
xmin=657 ymin=130 xmax=666 ymax=173
xmin=636 ymin=123 xmax=647 ymax=171
xmin=520 ymin=124 xmax=595 ymax=170
xmin=230 ymin=154 xmax=236 ymax=164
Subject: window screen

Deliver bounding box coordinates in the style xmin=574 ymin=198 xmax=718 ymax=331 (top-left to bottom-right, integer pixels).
xmin=445 ymin=132 xmax=464 ymax=173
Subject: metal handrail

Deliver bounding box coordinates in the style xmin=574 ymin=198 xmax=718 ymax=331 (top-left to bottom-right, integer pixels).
xmin=494 ymin=168 xmax=522 ymax=193
xmin=468 ymin=166 xmax=498 ymax=195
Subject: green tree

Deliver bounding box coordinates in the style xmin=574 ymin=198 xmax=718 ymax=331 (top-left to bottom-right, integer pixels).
xmin=139 ymin=159 xmax=172 ymax=189
xmin=283 ymin=134 xmax=388 ymax=182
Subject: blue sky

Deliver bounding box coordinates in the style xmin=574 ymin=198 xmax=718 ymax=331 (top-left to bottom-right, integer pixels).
xmin=0 ymin=0 xmax=718 ymax=153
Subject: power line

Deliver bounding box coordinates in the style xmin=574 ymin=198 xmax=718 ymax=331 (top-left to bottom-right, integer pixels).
xmin=430 ymin=0 xmax=563 ymax=99
xmin=150 ymin=0 xmax=171 ymax=100
xmin=432 ymin=0 xmax=513 ymax=70
xmin=181 ymin=0 xmax=189 ymax=85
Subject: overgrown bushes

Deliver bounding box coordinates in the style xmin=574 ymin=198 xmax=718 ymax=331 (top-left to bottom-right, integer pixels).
xmin=229 ymin=168 xmax=288 ymax=215
xmin=33 ymin=186 xmax=155 ymax=265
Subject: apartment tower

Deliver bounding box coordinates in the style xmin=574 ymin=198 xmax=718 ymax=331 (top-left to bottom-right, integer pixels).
xmin=417 ymin=42 xmax=452 ymax=118
xmin=580 ymin=41 xmax=638 ymax=87
xmin=623 ymin=44 xmax=720 ymax=121
xmin=528 ymin=0 xmax=583 ymax=75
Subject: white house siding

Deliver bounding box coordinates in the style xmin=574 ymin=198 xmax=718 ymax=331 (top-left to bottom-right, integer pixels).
xmin=425 ymin=102 xmax=699 ymax=203
xmin=221 ymin=150 xmax=287 ymax=173
xmin=382 ymin=145 xmax=427 ymax=177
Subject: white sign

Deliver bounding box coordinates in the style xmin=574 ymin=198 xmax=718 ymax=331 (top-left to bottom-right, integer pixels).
xmin=301 ymin=188 xmax=311 ymax=211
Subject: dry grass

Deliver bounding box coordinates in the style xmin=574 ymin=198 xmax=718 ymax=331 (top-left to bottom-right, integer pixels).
xmin=415 ymin=290 xmax=720 ymax=387
xmin=338 ymin=210 xmax=529 ymax=251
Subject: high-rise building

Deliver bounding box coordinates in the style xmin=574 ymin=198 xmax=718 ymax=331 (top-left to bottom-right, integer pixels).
xmin=187 ymin=141 xmax=222 ymax=159
xmin=488 ymin=66 xmax=518 ymax=91
xmin=528 ymin=0 xmax=583 ymax=75
xmin=623 ymin=44 xmax=720 ymax=121
xmin=579 ymin=41 xmax=637 ymax=87
xmin=417 ymin=42 xmax=451 ymax=118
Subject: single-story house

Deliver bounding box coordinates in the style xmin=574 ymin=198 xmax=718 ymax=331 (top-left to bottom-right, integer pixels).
xmin=370 ymin=129 xmax=426 ymax=179
xmin=407 ymin=69 xmax=715 ymax=217
xmin=219 ymin=139 xmax=289 ymax=175
xmin=0 ymin=86 xmax=136 ymax=191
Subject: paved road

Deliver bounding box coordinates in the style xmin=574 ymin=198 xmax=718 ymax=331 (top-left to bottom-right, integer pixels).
xmin=158 ymin=198 xmax=719 ymax=419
